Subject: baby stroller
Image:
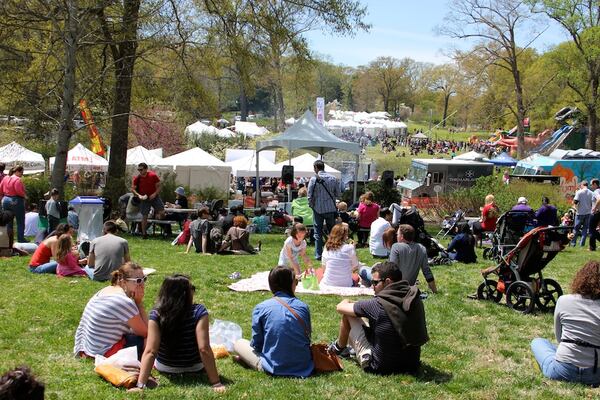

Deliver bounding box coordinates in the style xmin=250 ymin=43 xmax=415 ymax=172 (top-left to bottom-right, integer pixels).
xmin=476 ymin=226 xmax=570 ymax=313
xmin=436 ymin=209 xmax=467 ymax=238
xmin=482 ymin=210 xmax=536 ymax=262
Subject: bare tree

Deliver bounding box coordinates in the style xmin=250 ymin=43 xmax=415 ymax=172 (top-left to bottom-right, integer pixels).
xmin=439 ymin=0 xmax=541 ymax=157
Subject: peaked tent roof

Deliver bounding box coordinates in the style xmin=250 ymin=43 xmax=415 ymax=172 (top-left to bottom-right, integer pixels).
xmin=225 ymin=153 xmax=280 ymax=177
xmin=412 ymin=132 xmax=428 ymax=139
xmin=256 ymin=110 xmax=360 ymax=155
xmin=274 ymin=153 xmax=341 ymax=179
xmin=49 ymin=143 xmax=108 ymax=172
xmin=490 ymin=152 xmax=518 ymax=166
xmin=0 ymin=141 xmax=45 ymax=174
xmin=126 ymin=145 xmax=163 ymax=166
xmin=159 ymin=147 xmax=227 ymax=167
xmin=454 ymin=151 xmax=490 ymax=162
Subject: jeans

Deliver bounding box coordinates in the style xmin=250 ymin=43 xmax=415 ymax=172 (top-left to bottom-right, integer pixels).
xmin=29 ymin=261 xmax=58 ymax=274
xmin=531 ymin=338 xmax=600 ymax=386
xmin=2 ymin=196 xmax=25 ymax=242
xmin=572 ymin=214 xmax=591 ymax=246
xmin=83 ymin=266 xmax=95 ymax=279
xmin=589 ymin=212 xmax=600 ymax=250
xmin=313 ymin=211 xmax=337 ymax=260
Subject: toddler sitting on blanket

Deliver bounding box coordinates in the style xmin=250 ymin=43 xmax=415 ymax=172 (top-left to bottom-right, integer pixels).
xmin=278 ymin=223 xmax=312 ymax=278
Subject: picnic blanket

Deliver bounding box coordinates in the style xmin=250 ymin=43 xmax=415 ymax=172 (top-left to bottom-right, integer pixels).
xmin=228 ymin=271 xmax=374 ymax=296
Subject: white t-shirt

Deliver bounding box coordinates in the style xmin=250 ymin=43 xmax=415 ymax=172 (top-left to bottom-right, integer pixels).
xmin=278 ymin=236 xmax=307 ymax=267
xmin=574 ymin=187 xmax=594 ymax=215
xmin=24 ymin=211 xmax=39 ymax=237
xmin=592 ymin=188 xmax=600 ymax=212
xmin=369 ymin=217 xmax=391 ymax=257
xmin=321 ymin=243 xmax=358 ymax=287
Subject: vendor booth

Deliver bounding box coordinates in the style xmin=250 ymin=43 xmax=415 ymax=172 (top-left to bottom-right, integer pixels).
xmin=0 ymin=141 xmax=45 ymax=174
xmin=159 ymin=147 xmax=231 ymax=193
xmin=49 ymin=143 xmax=108 ymax=172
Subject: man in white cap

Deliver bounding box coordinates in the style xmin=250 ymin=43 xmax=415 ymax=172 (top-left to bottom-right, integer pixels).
xmin=511 ymin=196 xmax=533 ymax=213
xmin=164 ymin=186 xmax=189 ymax=235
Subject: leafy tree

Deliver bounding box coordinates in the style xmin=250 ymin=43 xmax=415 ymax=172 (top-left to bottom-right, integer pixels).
xmin=530 ymin=0 xmax=600 ymax=149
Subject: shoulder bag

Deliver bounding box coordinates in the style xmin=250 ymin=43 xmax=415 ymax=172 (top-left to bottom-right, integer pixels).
xmin=274 ymin=297 xmax=343 ymax=373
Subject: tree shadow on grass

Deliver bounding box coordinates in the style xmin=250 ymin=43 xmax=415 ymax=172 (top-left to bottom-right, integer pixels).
xmin=415 ymin=363 xmax=453 ymax=384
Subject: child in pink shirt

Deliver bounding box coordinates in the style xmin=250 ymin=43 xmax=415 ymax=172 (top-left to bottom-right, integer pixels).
xmin=356 ymin=191 xmax=380 ymax=247
xmin=56 ymin=234 xmax=90 ymax=278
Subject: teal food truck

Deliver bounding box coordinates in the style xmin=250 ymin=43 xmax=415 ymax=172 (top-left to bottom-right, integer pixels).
xmin=512 ymin=149 xmax=600 ymax=197
xmin=398 ymin=159 xmax=494 ymax=202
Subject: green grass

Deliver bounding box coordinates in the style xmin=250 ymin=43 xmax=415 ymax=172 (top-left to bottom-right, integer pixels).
xmin=1 ymin=232 xmax=599 ymax=399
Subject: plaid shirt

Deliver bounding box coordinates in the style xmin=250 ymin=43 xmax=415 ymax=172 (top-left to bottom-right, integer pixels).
xmin=307 ymin=171 xmax=340 ymax=214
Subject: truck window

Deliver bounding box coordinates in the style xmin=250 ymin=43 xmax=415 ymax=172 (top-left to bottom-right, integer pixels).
xmin=432 ymin=172 xmax=444 ymax=184
xmin=408 ymin=164 xmax=427 ymax=183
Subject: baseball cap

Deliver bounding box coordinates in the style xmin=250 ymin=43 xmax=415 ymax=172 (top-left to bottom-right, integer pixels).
xmin=175 ymin=186 xmax=185 ymax=196
xmin=518 ymin=196 xmax=528 ymax=204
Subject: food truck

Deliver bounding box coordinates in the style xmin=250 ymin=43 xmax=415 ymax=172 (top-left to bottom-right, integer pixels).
xmin=398 ymin=159 xmax=494 ymax=202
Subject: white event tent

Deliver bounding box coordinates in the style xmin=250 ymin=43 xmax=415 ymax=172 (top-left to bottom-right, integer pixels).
xmin=49 ymin=143 xmax=108 ymax=172
xmin=185 ymin=121 xmax=234 ymax=140
xmin=235 ymin=121 xmax=269 ymax=137
xmin=454 ymin=151 xmax=490 ymax=162
xmin=275 ymin=153 xmax=341 ymax=179
xmin=225 ymin=153 xmax=280 ymax=178
xmin=0 ymin=141 xmax=45 ymax=174
xmin=126 ymin=145 xmax=163 ymax=166
xmin=159 ymin=147 xmax=231 ymax=193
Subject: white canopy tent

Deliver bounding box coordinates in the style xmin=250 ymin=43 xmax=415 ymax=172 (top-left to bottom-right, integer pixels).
xmin=49 ymin=143 xmax=108 ymax=172
xmin=412 ymin=132 xmax=428 ymax=139
xmin=274 ymin=153 xmax=341 ymax=179
xmin=185 ymin=121 xmax=234 ymax=140
xmin=235 ymin=121 xmax=269 ymax=137
xmin=0 ymin=141 xmax=45 ymax=174
xmin=159 ymin=147 xmax=231 ymax=193
xmin=226 ymin=153 xmax=280 ymax=177
xmin=454 ymin=151 xmax=490 ymax=162
xmin=126 ymin=145 xmax=163 ymax=166
xmin=225 ymin=149 xmax=276 ymax=164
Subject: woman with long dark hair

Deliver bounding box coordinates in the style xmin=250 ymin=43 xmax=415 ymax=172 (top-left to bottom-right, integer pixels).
xmin=132 ymin=275 xmax=225 ymax=393
xmin=531 ymin=261 xmax=600 ymax=386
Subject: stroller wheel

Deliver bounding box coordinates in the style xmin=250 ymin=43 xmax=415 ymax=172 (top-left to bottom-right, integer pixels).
xmin=477 ymin=280 xmax=502 ymax=302
xmin=535 ymin=278 xmax=563 ymax=312
xmin=506 ymin=281 xmax=535 ymax=314
xmin=482 ymin=248 xmax=491 ymax=260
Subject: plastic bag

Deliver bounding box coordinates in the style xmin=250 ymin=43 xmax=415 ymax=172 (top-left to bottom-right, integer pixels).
xmin=94 ymin=346 xmax=140 ymax=370
xmin=302 ymin=269 xmax=320 ymax=291
xmin=94 ymin=346 xmax=140 ymax=388
xmin=209 ymin=319 xmax=242 ymax=352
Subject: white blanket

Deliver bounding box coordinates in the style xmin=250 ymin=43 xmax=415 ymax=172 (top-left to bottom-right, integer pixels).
xmin=228 ymin=271 xmax=374 ymax=296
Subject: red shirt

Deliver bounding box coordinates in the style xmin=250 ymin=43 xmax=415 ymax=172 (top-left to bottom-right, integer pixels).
xmin=0 ymin=175 xmax=26 ymax=198
xmin=133 ymin=171 xmax=160 ymax=196
xmin=481 ymin=203 xmax=499 ymax=231
xmin=30 ymin=242 xmax=53 ymax=267
xmin=357 ymin=202 xmax=380 ymax=228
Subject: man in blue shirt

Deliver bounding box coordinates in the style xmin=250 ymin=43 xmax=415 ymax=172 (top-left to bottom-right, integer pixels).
xmin=307 ymin=160 xmax=340 ymax=260
xmin=233 ymin=266 xmax=314 ymax=378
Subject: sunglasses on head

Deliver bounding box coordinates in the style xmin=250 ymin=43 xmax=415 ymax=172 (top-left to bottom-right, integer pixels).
xmin=126 ymin=276 xmax=147 ymax=284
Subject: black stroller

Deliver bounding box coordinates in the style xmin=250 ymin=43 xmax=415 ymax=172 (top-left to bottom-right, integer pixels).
xmin=436 ymin=209 xmax=467 ymax=238
xmin=482 ymin=210 xmax=536 ymax=262
xmin=476 ymin=226 xmax=570 ymax=313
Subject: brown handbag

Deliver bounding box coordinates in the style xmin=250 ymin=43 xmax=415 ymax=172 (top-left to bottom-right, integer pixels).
xmin=274 ymin=297 xmax=343 ymax=373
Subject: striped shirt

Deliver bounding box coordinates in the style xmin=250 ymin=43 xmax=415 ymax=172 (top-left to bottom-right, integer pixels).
xmin=73 ymin=290 xmax=139 ymax=357
xmin=307 ymin=172 xmax=340 ymax=215
xmin=149 ymin=304 xmax=208 ymax=368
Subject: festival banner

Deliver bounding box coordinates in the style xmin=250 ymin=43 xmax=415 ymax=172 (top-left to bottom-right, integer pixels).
xmin=79 ymin=99 xmax=106 ymax=156
xmin=316 ymin=97 xmax=325 ymax=125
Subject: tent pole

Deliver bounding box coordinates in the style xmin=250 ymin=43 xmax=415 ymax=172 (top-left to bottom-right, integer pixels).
xmin=287 ymin=145 xmax=292 ymax=206
xmin=353 ymin=154 xmax=359 ymax=203
xmin=255 ymin=150 xmax=260 ymax=209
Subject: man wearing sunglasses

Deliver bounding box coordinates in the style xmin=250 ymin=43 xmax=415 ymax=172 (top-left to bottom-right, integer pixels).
xmin=132 ymin=163 xmax=164 ymax=238
xmin=329 ymin=262 xmax=429 ymax=375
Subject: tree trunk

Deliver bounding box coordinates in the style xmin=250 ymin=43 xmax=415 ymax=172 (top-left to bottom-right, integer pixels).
xmin=586 ymin=75 xmax=598 ymax=150
xmin=104 ymin=0 xmax=141 ymax=204
xmin=383 ymin=96 xmax=389 ymax=113
xmin=51 ymin=0 xmax=78 ymax=196
xmin=513 ymin=68 xmax=526 ymax=159
xmin=239 ymin=80 xmax=248 ymax=122
xmin=442 ymin=93 xmax=450 ymax=128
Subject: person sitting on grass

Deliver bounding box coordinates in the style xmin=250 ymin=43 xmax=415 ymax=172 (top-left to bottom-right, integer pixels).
xmin=321 ymin=224 xmax=359 ymax=288
xmin=531 ymin=260 xmax=600 ymax=386
xmin=55 ymin=233 xmax=91 ymax=278
xmin=291 ymin=187 xmax=313 ymax=227
xmin=233 ymin=266 xmax=314 ymax=378
xmin=0 ymin=366 xmax=45 ymax=400
xmin=220 ymin=215 xmax=260 ymax=255
xmin=186 ymin=207 xmax=211 ymax=254
xmin=329 ymin=261 xmax=429 ymax=375
xmin=369 ymin=208 xmax=393 ymax=258
xmin=446 ymin=223 xmax=477 ymax=264
xmin=130 ymin=275 xmax=225 ymax=393
xmin=74 ymin=262 xmax=148 ymax=360
xmin=251 ymin=207 xmax=271 ymax=233
xmin=278 ymin=223 xmax=312 ymax=278
xmin=28 ymin=223 xmax=73 ymax=274
xmin=88 ymin=221 xmax=130 ymax=281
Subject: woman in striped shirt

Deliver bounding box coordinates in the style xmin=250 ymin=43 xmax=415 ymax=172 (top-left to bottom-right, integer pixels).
xmin=73 ymin=262 xmax=148 ymax=359
xmin=132 ymin=275 xmax=225 ymax=393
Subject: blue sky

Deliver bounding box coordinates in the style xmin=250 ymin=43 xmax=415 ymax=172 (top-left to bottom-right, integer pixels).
xmin=304 ymin=1 xmax=569 ymax=67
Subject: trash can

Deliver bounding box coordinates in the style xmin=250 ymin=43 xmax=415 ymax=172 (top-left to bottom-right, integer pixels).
xmin=69 ymin=196 xmax=104 ymax=242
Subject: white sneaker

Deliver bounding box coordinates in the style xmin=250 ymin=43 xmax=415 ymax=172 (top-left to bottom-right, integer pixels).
xmin=359 ymin=353 xmax=371 ymax=370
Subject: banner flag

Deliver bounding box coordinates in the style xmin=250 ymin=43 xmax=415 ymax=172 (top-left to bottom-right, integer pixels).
xmin=79 ymin=99 xmax=106 ymax=156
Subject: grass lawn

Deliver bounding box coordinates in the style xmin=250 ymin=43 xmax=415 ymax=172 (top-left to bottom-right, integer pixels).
xmin=0 ymin=232 xmax=598 ymax=399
